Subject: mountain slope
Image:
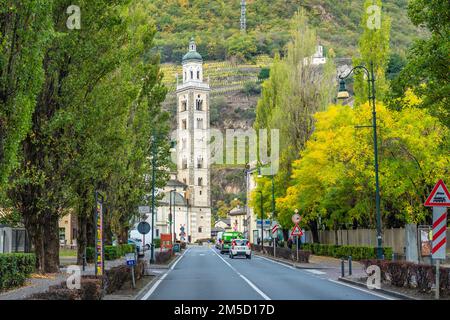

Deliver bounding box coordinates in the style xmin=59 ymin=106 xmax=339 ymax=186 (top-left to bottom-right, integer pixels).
xmin=149 ymin=0 xmax=420 ymax=62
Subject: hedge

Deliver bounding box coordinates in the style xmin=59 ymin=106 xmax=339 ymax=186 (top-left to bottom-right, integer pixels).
xmin=86 ymin=244 xmax=136 ymax=262
xmin=302 ymin=243 xmax=393 ymax=260
xmin=0 ymin=253 xmax=36 ymax=291
xmin=252 ymin=244 xmax=310 ymax=263
xmin=361 ymin=259 xmax=450 ymax=296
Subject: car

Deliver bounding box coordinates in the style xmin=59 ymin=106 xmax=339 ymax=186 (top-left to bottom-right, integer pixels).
xmin=215 ymin=231 xmax=224 ymax=249
xmin=128 ymin=238 xmax=144 ymax=256
xmin=129 ymin=229 xmax=151 ymax=250
xmin=219 ymin=231 xmax=243 ymax=254
xmin=229 ymin=239 xmax=251 ymax=259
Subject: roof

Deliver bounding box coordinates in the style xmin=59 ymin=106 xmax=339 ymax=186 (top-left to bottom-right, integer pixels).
xmin=182 ymin=38 xmax=203 ymax=63
xmin=228 ymin=206 xmax=246 ymax=216
xmin=215 ymin=218 xmax=231 ymax=226
xmin=158 ymin=191 xmax=187 ymax=206
xmin=166 ymin=179 xmax=187 ymax=189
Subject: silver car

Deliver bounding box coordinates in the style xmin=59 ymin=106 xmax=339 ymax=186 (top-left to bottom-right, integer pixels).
xmin=229 ymin=239 xmax=251 ymax=259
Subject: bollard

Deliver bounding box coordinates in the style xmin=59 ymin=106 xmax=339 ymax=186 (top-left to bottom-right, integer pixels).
xmin=348 ymin=256 xmax=352 ymax=276
xmin=341 ymin=258 xmax=345 ymax=277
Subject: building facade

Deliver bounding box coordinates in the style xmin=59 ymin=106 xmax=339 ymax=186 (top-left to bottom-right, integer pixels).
xmin=175 ymin=38 xmax=212 ymax=242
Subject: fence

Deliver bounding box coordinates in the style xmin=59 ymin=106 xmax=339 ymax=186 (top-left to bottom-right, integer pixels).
xmin=304 ymin=227 xmax=450 ymax=256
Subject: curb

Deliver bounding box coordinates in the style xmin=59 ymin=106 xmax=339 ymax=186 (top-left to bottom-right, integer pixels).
xmin=132 ymin=251 xmax=184 ymax=300
xmin=338 ymin=277 xmax=417 ymax=300
xmin=254 ymin=251 xmax=327 ymax=269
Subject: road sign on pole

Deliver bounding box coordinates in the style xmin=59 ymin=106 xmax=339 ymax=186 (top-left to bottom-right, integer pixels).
xmin=424 ymin=179 xmax=449 ymax=300
xmin=424 ymin=179 xmax=450 ymax=207
xmin=271 ymin=223 xmax=279 ymax=237
xmin=291 ymin=224 xmax=303 ymax=237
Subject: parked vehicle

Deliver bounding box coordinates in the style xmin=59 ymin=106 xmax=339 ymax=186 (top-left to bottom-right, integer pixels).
xmin=128 ymin=238 xmax=144 ymax=256
xmin=215 ymin=231 xmax=224 ymax=249
xmin=229 ymin=239 xmax=251 ymax=259
xmin=219 ymin=231 xmax=243 ymax=254
xmin=129 ymin=228 xmax=151 ymax=250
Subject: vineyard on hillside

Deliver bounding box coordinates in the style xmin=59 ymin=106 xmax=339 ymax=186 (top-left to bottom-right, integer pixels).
xmin=160 ymin=55 xmax=272 ymax=107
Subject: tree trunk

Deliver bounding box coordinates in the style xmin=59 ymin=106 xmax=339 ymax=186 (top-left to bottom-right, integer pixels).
xmin=309 ymin=220 xmax=319 ymax=243
xmin=77 ymin=213 xmax=87 ymax=265
xmin=43 ymin=212 xmax=60 ymax=273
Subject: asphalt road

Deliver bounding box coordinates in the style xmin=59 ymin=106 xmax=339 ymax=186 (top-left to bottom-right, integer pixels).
xmin=143 ymin=246 xmax=394 ymax=300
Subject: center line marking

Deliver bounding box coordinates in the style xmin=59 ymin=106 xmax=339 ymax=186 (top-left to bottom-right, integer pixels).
xmin=210 ymin=248 xmax=271 ymax=300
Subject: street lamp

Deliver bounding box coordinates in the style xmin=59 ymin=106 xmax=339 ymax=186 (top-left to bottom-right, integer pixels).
xmin=150 ymin=135 xmax=176 ymax=264
xmin=257 ymin=190 xmax=264 ymax=251
xmin=338 ymin=61 xmax=383 ymax=259
xmin=169 ymin=189 xmax=176 ymax=244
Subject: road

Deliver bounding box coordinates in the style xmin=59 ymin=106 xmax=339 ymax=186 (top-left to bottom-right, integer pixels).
xmin=142 ymin=246 xmax=394 ymax=300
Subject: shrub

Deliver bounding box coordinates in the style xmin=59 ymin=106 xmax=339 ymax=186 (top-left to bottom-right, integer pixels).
xmin=27 ymin=275 xmax=103 ymax=300
xmin=153 ymin=239 xmax=161 ymax=249
xmin=302 ymin=243 xmax=393 ymax=260
xmin=86 ymin=244 xmax=136 ymax=262
xmin=361 ymin=259 xmax=450 ymax=296
xmin=0 ymin=253 xmax=36 ymax=291
xmin=155 ymin=250 xmax=172 ymax=264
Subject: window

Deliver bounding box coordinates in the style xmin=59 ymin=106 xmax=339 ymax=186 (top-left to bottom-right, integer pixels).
xmin=197 ymin=157 xmax=203 ymax=168
xmin=198 ymin=177 xmax=203 ymax=186
xmin=197 ymin=118 xmax=203 ymax=129
xmin=196 ymin=97 xmax=203 ymax=110
xmin=197 ymin=71 xmax=200 ymax=79
xmin=156 ymin=229 xmax=159 ymax=237
xmin=190 ymin=71 xmax=193 ymax=79
xmin=59 ymin=228 xmax=65 ymax=241
xmin=198 ymin=227 xmax=203 ymax=233
xmin=182 ymin=158 xmax=188 ymax=169
xmin=181 ymin=100 xmax=187 ymax=112
xmin=182 ymin=119 xmax=187 ymax=130
xmin=199 ymin=190 xmax=202 ymax=195
xmin=72 ymin=228 xmax=77 ymax=240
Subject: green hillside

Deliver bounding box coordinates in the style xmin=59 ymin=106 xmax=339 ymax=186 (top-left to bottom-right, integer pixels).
xmin=149 ymin=0 xmax=421 ymax=62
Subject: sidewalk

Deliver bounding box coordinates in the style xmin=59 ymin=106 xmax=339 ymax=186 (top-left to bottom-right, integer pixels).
xmin=254 ymin=251 xmax=367 ymax=280
xmin=0 ymin=257 xmax=135 ymax=300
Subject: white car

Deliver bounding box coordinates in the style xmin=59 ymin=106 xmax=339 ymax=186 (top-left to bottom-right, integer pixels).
xmin=129 ymin=229 xmax=151 ymax=250
xmin=229 ymin=239 xmax=251 ymax=259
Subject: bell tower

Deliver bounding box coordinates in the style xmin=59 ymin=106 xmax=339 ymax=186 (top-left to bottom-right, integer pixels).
xmin=176 ymin=38 xmax=211 ymax=242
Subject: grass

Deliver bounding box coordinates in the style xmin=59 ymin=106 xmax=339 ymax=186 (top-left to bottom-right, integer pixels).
xmin=59 ymin=248 xmax=77 ymax=257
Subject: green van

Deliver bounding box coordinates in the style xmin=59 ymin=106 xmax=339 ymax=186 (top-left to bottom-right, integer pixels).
xmin=220 ymin=231 xmax=243 ymax=254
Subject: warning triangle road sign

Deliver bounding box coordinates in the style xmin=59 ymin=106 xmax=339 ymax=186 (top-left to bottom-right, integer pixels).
xmin=424 ymin=179 xmax=450 ymax=207
xmin=291 ymin=224 xmax=303 ymax=237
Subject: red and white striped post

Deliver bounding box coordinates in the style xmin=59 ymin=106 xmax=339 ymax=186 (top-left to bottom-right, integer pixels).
xmin=424 ymin=179 xmax=450 ymax=300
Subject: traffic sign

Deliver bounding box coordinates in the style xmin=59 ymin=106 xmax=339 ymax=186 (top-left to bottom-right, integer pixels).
xmin=292 ymin=210 xmax=302 ymax=224
xmin=137 ymin=221 xmax=151 ymax=235
xmin=431 ymin=207 xmax=447 ymax=260
xmin=272 ymin=224 xmax=279 ymax=236
xmin=139 ymin=206 xmax=150 ymax=214
xmin=424 ymin=179 xmax=450 ymax=207
xmin=291 ymin=224 xmax=303 ymax=237
xmin=125 ymin=253 xmax=136 ymax=266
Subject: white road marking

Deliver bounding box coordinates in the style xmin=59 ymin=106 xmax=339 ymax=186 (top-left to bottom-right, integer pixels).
xmin=141 ymin=248 xmax=190 ymax=300
xmin=256 ymin=255 xmax=296 ymax=269
xmin=305 ymin=269 xmax=326 ymax=275
xmin=210 ymin=248 xmax=271 ymax=300
xmin=328 ymin=279 xmax=396 ymax=300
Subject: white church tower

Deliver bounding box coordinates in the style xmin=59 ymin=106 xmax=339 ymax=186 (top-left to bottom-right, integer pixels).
xmin=176 ymin=38 xmax=211 ymax=242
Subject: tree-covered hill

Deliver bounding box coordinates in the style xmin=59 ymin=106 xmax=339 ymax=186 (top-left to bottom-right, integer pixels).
xmin=149 ymin=0 xmax=421 ymax=62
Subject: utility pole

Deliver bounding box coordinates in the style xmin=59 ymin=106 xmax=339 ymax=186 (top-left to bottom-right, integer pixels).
xmin=240 ymin=0 xmax=247 ymax=33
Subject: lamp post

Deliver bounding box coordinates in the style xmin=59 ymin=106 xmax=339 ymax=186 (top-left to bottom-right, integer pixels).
xmin=169 ymin=189 xmax=176 ymax=244
xmin=150 ymin=135 xmax=176 ymax=264
xmin=257 ymin=190 xmax=264 ymax=251
xmin=338 ymin=61 xmax=383 ymax=259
